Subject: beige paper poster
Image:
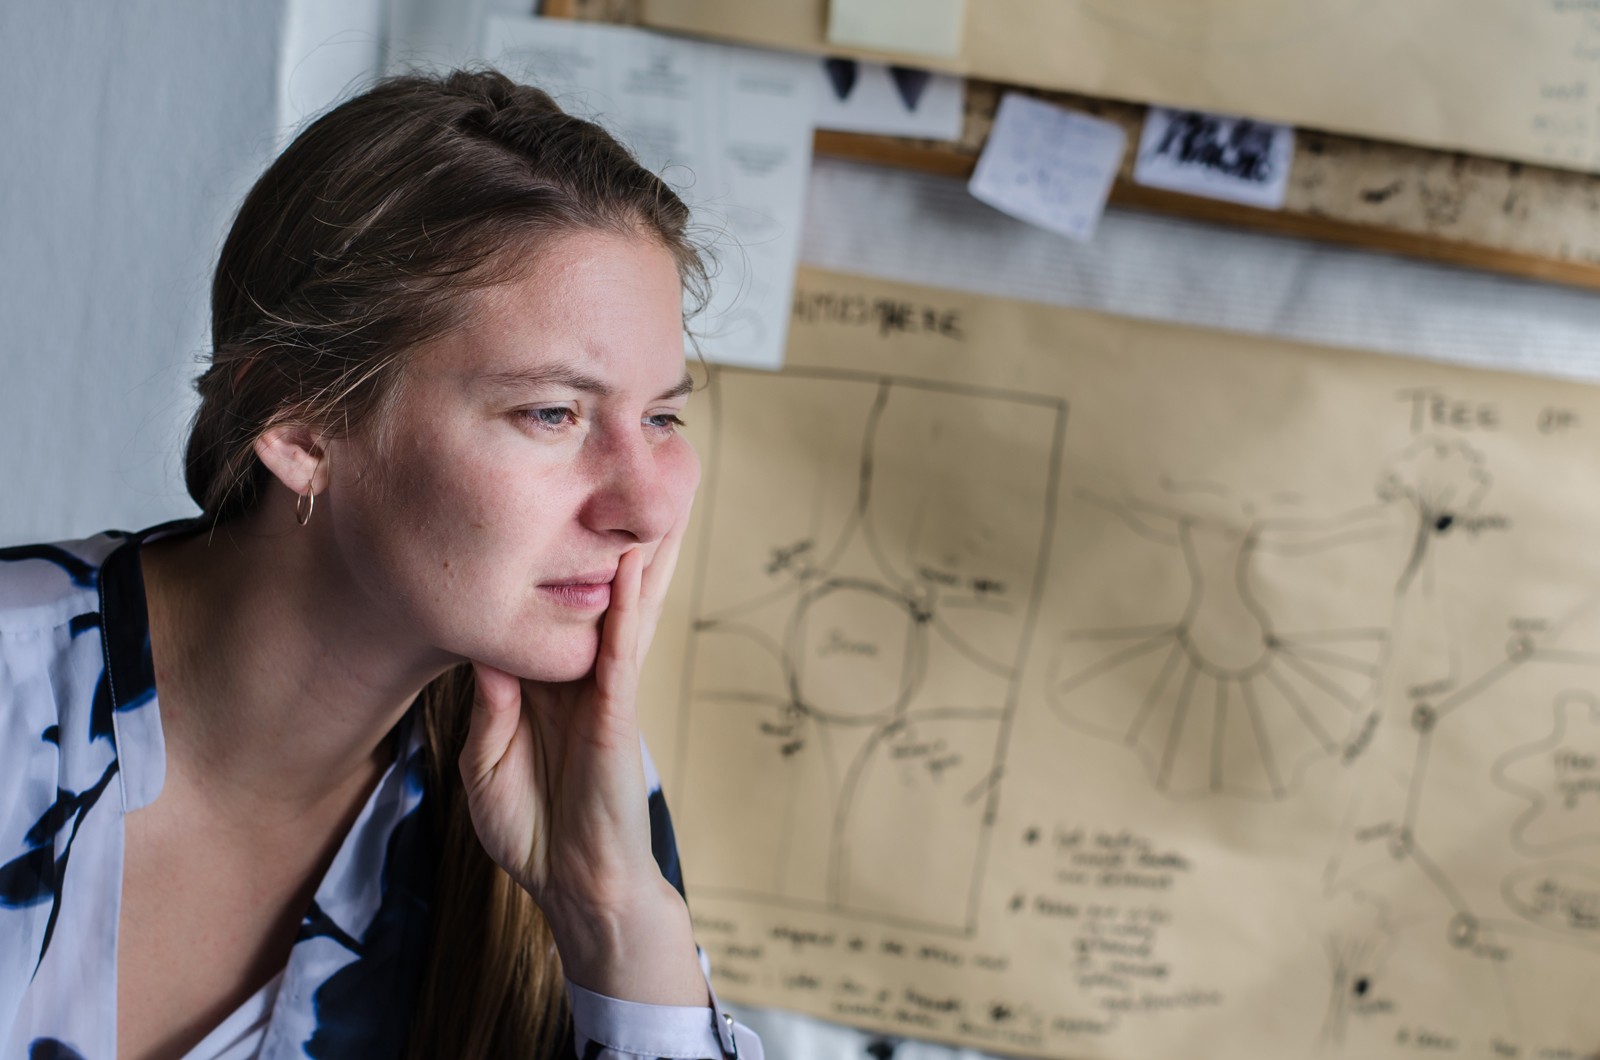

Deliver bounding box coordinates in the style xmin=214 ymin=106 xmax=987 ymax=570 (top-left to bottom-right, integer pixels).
xmin=639 ymin=266 xmax=1600 ymax=1058
xmin=641 ymin=0 xmax=1600 ymax=174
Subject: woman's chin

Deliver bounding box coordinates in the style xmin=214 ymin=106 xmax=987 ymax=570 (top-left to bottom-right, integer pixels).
xmin=493 ymin=633 xmax=601 ymax=684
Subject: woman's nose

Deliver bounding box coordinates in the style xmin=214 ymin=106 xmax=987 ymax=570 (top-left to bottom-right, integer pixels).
xmin=580 ymin=431 xmax=677 ymax=543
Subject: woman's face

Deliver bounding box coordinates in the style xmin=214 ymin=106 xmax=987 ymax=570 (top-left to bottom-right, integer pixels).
xmin=325 ymin=230 xmax=700 ymax=682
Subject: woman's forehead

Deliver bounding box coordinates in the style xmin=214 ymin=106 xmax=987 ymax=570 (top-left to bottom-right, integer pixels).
xmin=415 ymin=232 xmax=687 ymax=388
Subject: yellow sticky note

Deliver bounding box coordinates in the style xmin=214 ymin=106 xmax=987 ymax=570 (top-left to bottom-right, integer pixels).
xmin=826 ymin=0 xmax=967 ymax=59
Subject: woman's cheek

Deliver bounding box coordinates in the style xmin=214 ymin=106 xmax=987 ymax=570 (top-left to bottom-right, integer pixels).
xmin=663 ymin=437 xmax=702 ymax=515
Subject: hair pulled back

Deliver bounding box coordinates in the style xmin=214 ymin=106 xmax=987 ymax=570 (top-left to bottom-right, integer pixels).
xmin=184 ymin=69 xmax=707 ymax=1057
xmin=189 ymin=67 xmax=705 ymax=521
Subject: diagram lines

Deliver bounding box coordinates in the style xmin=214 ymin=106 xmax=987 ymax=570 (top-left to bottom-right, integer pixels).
xmin=675 ymin=365 xmax=1064 ymax=933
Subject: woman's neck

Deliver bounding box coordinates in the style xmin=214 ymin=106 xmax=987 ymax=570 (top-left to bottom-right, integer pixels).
xmin=140 ymin=510 xmax=455 ymax=823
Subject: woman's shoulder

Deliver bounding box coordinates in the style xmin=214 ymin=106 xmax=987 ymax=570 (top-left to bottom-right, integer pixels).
xmin=0 ymin=530 xmax=141 ymax=768
xmin=0 ymin=531 xmax=142 ymax=1045
xmin=0 ymin=530 xmax=130 ymax=635
xmin=0 ymin=529 xmax=129 ymax=783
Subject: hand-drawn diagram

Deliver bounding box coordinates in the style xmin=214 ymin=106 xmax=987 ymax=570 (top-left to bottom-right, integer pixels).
xmin=674 ymin=366 xmax=1065 ymax=934
xmin=1316 ymin=437 xmax=1506 ymax=895
xmin=1034 ymin=430 xmax=1600 ymax=1048
xmin=1308 ymin=594 xmax=1600 ymax=1055
xmin=642 ymin=269 xmax=1600 ymax=1059
xmin=1321 ymin=437 xmax=1518 ymax=906
xmin=1369 ymin=621 xmax=1600 ymax=943
xmin=1048 ymin=438 xmax=1512 ymax=811
xmin=1047 ymin=482 xmax=1396 ymax=801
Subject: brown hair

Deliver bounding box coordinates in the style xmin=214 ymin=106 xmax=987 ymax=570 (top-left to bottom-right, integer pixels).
xmin=184 ymin=68 xmax=707 ymax=1056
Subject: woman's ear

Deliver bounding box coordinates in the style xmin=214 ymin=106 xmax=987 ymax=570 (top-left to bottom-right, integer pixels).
xmin=254 ymin=424 xmax=329 ymax=497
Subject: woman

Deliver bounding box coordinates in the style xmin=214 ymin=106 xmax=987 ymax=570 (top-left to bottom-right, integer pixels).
xmin=0 ymin=69 xmax=761 ymax=1059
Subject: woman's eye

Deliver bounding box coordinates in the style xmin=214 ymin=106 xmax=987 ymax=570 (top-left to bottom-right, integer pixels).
xmin=521 ymin=406 xmax=576 ymax=430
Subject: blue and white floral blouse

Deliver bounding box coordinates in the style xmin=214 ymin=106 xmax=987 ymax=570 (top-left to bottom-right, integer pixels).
xmin=0 ymin=523 xmax=758 ymax=1059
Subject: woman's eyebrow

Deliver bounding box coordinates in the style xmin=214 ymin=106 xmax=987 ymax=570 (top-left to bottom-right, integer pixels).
xmin=479 ymin=365 xmax=695 ymax=401
xmin=480 ymin=365 xmax=612 ymax=396
xmin=658 ymin=373 xmax=695 ymax=401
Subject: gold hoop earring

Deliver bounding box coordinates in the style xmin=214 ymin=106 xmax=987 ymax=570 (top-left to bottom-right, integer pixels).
xmin=295 ymin=485 xmax=315 ymax=527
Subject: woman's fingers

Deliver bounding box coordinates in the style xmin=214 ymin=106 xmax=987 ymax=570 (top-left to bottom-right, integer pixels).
xmin=636 ymin=508 xmax=692 ymax=663
xmin=594 ymin=548 xmax=644 ymax=725
xmin=460 ymin=661 xmax=524 ymax=792
xmin=639 ymin=510 xmax=689 ymax=611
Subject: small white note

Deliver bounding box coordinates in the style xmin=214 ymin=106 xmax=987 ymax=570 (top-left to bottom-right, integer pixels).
xmin=827 ymin=0 xmax=967 ymax=60
xmin=967 ymin=93 xmax=1126 ymax=243
xmin=1134 ymin=106 xmax=1295 ymax=210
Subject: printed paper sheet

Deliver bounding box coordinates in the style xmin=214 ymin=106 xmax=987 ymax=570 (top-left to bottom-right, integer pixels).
xmin=639 ymin=266 xmax=1600 ymax=1058
xmin=482 ymin=15 xmax=814 ymax=369
xmin=641 ymin=0 xmax=1600 ymax=174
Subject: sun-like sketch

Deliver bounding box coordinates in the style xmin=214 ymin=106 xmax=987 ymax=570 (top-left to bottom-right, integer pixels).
xmin=1049 ymin=482 xmax=1395 ymax=800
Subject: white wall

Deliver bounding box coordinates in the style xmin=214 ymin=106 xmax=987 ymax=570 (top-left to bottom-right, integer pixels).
xmin=0 ymin=1 xmax=289 ymax=544
xmin=280 ymin=0 xmax=386 ymax=149
xmin=0 ymin=0 xmax=537 ymax=547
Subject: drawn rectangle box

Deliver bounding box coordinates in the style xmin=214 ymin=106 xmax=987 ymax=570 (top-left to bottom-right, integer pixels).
xmin=672 ymin=365 xmax=1066 ymax=935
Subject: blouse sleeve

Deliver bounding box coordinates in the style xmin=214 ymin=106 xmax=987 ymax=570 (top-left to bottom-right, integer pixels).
xmin=566 ymin=950 xmax=764 ymax=1059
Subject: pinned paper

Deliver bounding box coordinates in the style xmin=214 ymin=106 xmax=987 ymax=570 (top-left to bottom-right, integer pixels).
xmin=644 ymin=259 xmax=1600 ymax=1060
xmin=1134 ymin=106 xmax=1296 ymax=210
xmin=482 ymin=16 xmax=815 ymax=370
xmin=815 ymin=58 xmax=964 ymax=140
xmin=968 ymin=92 xmax=1126 ymax=243
xmin=826 ymin=0 xmax=966 ymax=60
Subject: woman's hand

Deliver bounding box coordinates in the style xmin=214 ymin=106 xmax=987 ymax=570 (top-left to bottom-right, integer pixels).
xmin=457 ymin=518 xmax=707 ymax=1005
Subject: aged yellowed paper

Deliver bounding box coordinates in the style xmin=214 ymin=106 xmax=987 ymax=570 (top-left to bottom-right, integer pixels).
xmin=639 ymin=266 xmax=1600 ymax=1057
xmin=642 ymin=0 xmax=1600 ymax=173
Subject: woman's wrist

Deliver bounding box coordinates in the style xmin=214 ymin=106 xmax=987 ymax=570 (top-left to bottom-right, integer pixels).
xmin=541 ymin=877 xmax=710 ymax=1007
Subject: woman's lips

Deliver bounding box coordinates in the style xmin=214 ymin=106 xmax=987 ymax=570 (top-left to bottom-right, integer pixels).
xmin=539 ymin=570 xmax=614 ymax=611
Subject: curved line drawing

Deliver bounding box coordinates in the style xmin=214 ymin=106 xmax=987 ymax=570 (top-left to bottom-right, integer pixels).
xmin=784 ymin=576 xmax=932 ymax=727
xmin=1503 ymin=862 xmax=1600 ymax=936
xmin=691 ymin=619 xmax=788 ymax=666
xmin=1492 ymin=691 xmax=1600 ymax=857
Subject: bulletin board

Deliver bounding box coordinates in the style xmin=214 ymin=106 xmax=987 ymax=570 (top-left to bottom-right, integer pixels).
xmin=553 ymin=0 xmax=1600 ymax=294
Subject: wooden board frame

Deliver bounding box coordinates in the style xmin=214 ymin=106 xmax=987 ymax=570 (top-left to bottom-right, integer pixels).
xmin=543 ymin=0 xmax=1600 ymax=293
